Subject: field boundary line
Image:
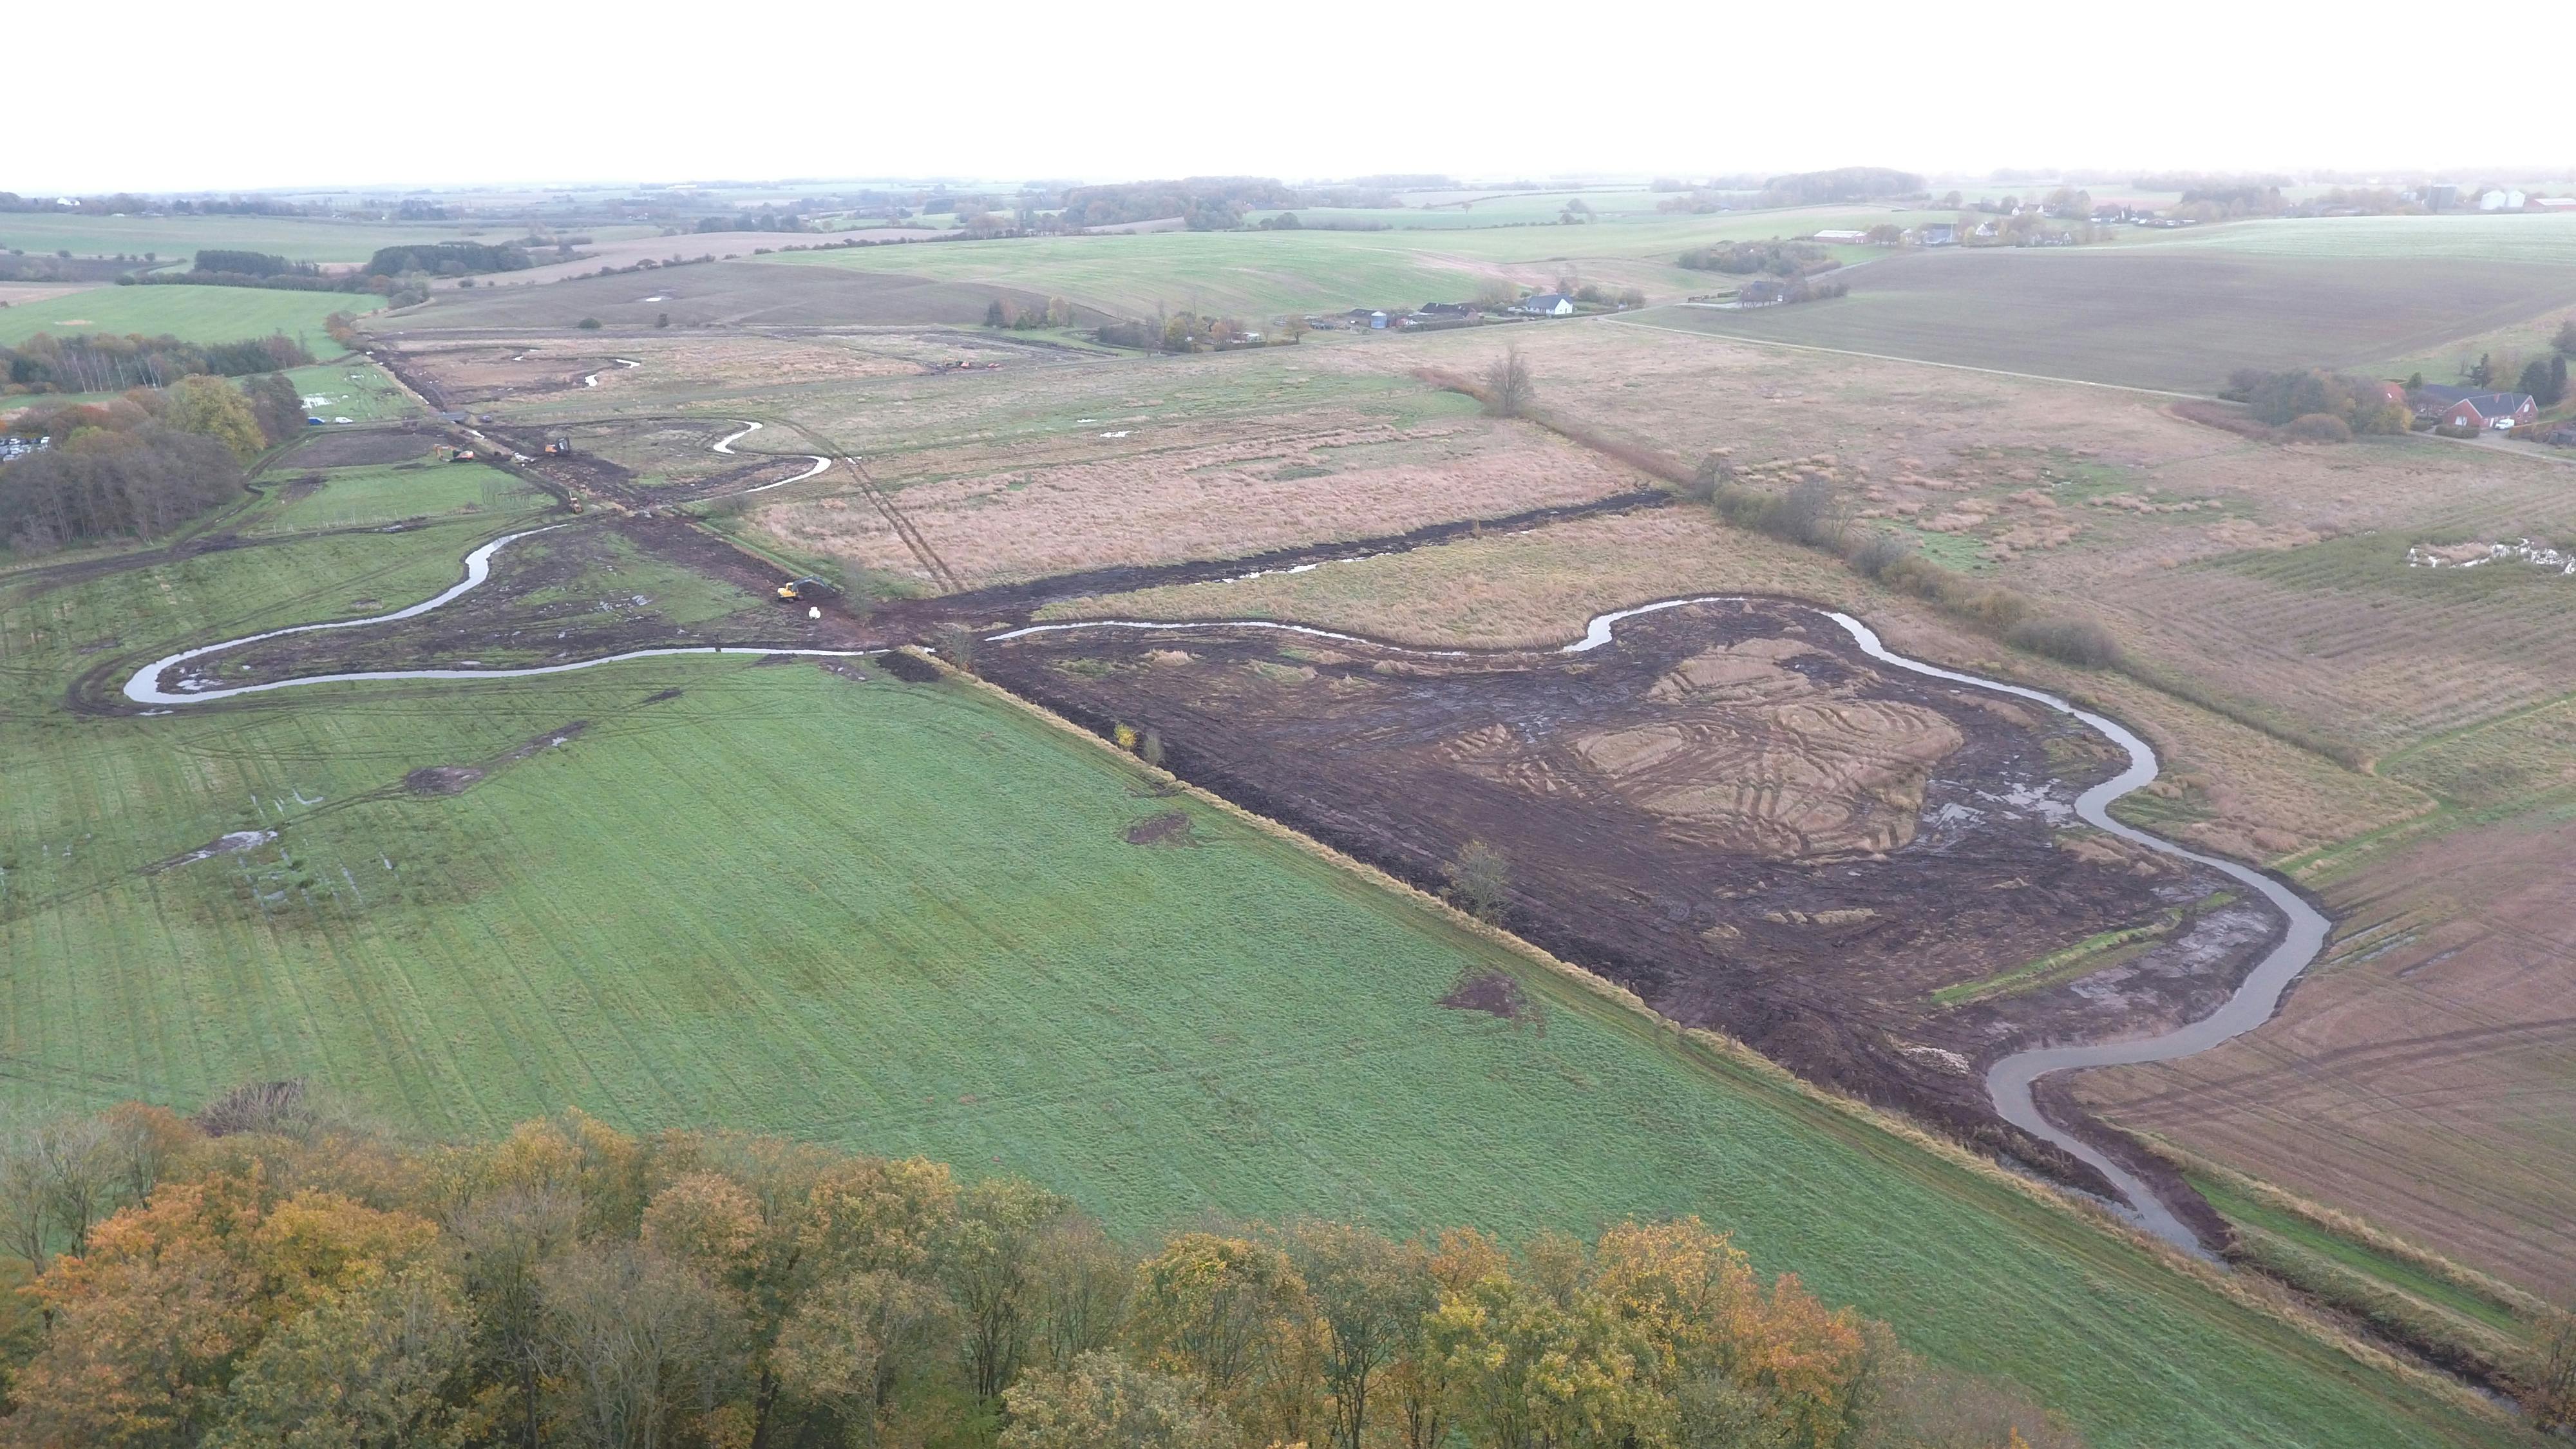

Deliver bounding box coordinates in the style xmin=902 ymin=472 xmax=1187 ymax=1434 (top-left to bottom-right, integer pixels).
xmin=926 ymin=650 xmax=2507 ymax=1427
xmin=1599 ymin=314 xmax=2218 ymax=401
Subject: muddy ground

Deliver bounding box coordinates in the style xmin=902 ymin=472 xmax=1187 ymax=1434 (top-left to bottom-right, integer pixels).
xmin=110 ymin=518 xmax=867 ymax=703
xmin=473 ymin=420 xmax=812 ymax=507
xmin=981 ymin=600 xmax=2276 ymax=1173
xmin=285 ymin=428 xmax=441 ymax=469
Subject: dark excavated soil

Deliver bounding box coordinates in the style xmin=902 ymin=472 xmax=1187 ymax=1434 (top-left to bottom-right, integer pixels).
xmin=981 ymin=601 xmax=2273 ymax=1181
xmin=1124 ymin=811 xmax=1194 ymax=846
xmin=286 ymin=428 xmax=440 ymax=469
xmin=404 ymin=766 xmax=484 ymax=795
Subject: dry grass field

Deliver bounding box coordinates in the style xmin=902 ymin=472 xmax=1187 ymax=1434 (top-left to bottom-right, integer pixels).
xmin=401 ymin=258 xmax=1095 ymax=332
xmin=757 ymin=400 xmax=1643 ymax=586
xmin=392 ymin=334 xmax=928 ymax=409
xmin=0 ymin=283 xmax=91 ymax=309
xmin=1359 ymin=321 xmax=2576 ymax=768
xmin=1631 ymin=248 xmax=2576 ymax=393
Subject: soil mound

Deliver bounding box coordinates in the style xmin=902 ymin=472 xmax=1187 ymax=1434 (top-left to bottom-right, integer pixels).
xmin=406 ymin=766 xmax=485 ymax=795
xmin=1439 ymin=969 xmax=1532 ymax=1021
xmin=1124 ymin=811 xmax=1193 ymax=846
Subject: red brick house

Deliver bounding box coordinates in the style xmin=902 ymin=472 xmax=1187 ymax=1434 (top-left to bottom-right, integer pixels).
xmin=2443 ymin=392 xmax=2539 ymax=430
xmin=2414 ymin=384 xmax=2540 ymax=430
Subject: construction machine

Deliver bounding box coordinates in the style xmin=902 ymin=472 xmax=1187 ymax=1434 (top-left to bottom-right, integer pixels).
xmin=775 ymin=576 xmax=835 ymax=603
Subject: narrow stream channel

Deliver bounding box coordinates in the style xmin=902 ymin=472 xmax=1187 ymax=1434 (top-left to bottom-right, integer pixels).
xmin=998 ymin=597 xmax=2333 ymax=1252
xmin=114 ymin=417 xmax=2327 ymax=1250
xmin=120 ymin=422 xmax=855 ymax=706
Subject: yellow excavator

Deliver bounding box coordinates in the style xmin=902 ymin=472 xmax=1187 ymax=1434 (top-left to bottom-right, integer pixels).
xmin=775 ymin=577 xmax=833 ymax=602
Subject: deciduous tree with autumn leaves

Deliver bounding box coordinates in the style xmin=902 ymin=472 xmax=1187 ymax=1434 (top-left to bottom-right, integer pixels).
xmin=0 ymin=1086 xmax=2085 ymax=1448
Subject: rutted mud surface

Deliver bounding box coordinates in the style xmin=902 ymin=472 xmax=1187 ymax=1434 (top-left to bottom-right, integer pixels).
xmin=983 ymin=600 xmax=2280 ymax=1237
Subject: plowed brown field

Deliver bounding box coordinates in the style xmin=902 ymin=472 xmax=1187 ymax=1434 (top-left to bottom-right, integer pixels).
xmin=2078 ymin=807 xmax=2576 ymax=1298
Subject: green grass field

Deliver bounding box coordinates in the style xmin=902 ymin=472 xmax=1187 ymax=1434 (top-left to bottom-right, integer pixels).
xmin=765 ymin=209 xmax=1958 ymax=317
xmin=0 ymin=214 xmax=510 ymax=266
xmin=0 ymin=285 xmax=383 ymax=348
xmin=256 ymin=460 xmax=536 ymax=533
xmin=2139 ymin=213 xmax=2576 ymax=265
xmin=0 ymin=493 xmax=2526 ymax=1447
xmin=2192 ymin=1175 xmax=2528 ymax=1338
xmin=280 ymin=359 xmax=420 ymax=422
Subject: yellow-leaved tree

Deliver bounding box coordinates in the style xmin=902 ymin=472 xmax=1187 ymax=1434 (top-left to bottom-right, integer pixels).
xmin=166 ymin=375 xmax=267 ymax=464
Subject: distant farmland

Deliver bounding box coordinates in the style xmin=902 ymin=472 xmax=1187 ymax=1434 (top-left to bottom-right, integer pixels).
xmin=763 ymin=209 xmax=1943 ymax=319
xmin=1626 ymin=247 xmax=2576 ymax=392
xmin=0 ymin=212 xmax=578 ymax=265
xmin=0 ymin=283 xmax=380 ymax=347
xmin=408 ymin=260 xmax=1088 ymax=332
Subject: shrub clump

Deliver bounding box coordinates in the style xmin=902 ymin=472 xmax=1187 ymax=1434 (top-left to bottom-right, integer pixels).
xmin=2283 ymin=412 xmax=2353 ymax=442
xmin=2006 ymin=615 xmax=2123 ymax=667
xmin=1678 ymin=240 xmax=1837 ymax=276
xmin=2222 ymin=368 xmax=2407 ymax=434
xmin=1700 ymin=473 xmax=2119 ymax=667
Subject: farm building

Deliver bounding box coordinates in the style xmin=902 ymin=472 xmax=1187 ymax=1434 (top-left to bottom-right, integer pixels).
xmin=2416 ymin=389 xmax=2538 ymax=430
xmin=1812 ymin=229 xmax=1869 ymax=243
xmin=2478 ymin=189 xmax=2527 ymax=211
xmin=1511 ymin=293 xmax=1576 ymax=317
xmin=1416 ymin=301 xmax=1479 ymax=317
xmin=1915 ymin=222 xmax=1957 ymax=246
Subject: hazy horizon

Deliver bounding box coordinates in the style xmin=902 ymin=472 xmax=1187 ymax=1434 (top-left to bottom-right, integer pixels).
xmin=16 ymin=0 xmax=2571 ymax=195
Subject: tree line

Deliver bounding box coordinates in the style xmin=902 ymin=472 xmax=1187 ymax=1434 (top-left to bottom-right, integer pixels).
xmin=1055 ymin=178 xmax=1310 ymax=231
xmin=129 ymin=243 xmax=530 ymax=299
xmin=1676 ymin=242 xmax=1838 ymax=278
xmin=2221 ymin=369 xmax=2412 ymax=438
xmin=0 ymin=1090 xmax=2087 ymax=1448
xmin=3 ymin=330 xmax=313 ymax=397
xmin=1754 ymin=169 xmax=1926 ymax=207
xmin=2 ymin=368 xmax=305 ymax=552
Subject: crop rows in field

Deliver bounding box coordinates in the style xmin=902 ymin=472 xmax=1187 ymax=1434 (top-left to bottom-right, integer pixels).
xmin=1629 ymin=248 xmax=2576 ymax=393
xmin=2130 ymin=531 xmax=2576 ymax=753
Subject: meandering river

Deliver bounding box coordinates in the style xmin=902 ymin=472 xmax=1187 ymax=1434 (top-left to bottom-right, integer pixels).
xmin=117 ymin=425 xmax=2325 ymax=1249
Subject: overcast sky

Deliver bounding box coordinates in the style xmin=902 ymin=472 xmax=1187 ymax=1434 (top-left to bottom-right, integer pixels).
xmin=13 ymin=0 xmax=2570 ymax=194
